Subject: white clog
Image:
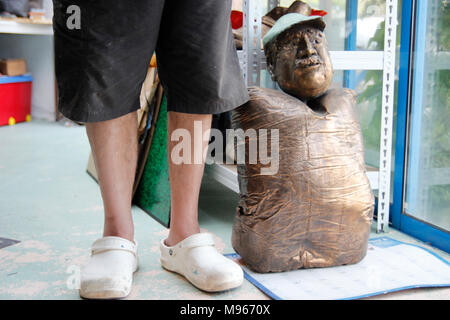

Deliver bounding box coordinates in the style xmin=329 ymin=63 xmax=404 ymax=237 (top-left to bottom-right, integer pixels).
xmin=79 ymin=236 xmax=138 ymax=299
xmin=160 ymin=233 xmax=243 ymax=292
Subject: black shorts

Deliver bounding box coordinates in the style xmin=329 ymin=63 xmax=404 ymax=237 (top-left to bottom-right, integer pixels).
xmin=52 ymin=0 xmax=249 ymax=122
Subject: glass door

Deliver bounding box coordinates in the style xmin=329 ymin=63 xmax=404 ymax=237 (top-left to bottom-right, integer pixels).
xmin=402 ymin=0 xmax=450 ymax=250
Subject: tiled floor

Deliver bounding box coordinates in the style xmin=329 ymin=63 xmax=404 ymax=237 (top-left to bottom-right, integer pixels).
xmin=0 ymin=120 xmax=448 ymax=300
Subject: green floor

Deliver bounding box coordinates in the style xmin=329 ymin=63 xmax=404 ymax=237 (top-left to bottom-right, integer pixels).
xmin=0 ymin=119 xmax=448 ymax=300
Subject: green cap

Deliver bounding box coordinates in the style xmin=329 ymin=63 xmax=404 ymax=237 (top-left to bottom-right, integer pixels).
xmin=262 ymin=13 xmax=325 ymax=47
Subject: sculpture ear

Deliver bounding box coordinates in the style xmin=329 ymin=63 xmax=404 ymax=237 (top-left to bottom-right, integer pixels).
xmin=266 ymin=61 xmax=277 ymax=81
xmin=264 ymin=44 xmax=277 ymax=81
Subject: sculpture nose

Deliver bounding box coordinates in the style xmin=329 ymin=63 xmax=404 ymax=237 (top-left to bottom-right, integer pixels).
xmin=297 ymin=34 xmax=316 ymax=59
xmin=304 ymin=34 xmax=316 ymax=56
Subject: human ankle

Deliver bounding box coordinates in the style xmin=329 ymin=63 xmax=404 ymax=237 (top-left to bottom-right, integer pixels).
xmin=103 ymin=224 xmax=134 ymax=243
xmin=103 ymin=231 xmax=134 ymax=243
xmin=165 ymin=227 xmax=200 ymax=247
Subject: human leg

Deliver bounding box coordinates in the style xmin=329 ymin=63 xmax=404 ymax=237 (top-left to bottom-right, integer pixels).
xmin=165 ymin=112 xmax=212 ymax=246
xmin=53 ymin=0 xmax=165 ymax=299
xmin=85 ymin=111 xmax=138 ymax=242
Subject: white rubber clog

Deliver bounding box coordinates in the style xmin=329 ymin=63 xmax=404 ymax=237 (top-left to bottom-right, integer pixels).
xmin=160 ymin=233 xmax=243 ymax=292
xmin=79 ymin=236 xmax=138 ymax=299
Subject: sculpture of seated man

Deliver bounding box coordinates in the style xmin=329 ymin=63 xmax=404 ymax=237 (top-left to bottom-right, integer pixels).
xmin=231 ymin=10 xmax=375 ymax=273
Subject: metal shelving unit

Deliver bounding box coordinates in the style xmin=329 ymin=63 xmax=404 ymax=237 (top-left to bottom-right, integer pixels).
xmin=207 ymin=0 xmax=399 ymax=233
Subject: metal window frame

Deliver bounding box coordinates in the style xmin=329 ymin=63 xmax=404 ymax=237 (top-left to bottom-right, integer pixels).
xmin=392 ymin=0 xmax=450 ymax=253
xmin=344 ymin=0 xmax=358 ymax=89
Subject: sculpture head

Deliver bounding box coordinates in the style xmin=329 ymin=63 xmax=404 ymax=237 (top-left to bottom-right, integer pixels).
xmin=263 ymin=13 xmax=333 ymax=100
xmin=286 ymin=0 xmax=313 ymax=16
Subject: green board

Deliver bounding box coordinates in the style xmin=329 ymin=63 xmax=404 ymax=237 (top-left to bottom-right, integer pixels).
xmin=133 ymin=96 xmax=171 ymax=227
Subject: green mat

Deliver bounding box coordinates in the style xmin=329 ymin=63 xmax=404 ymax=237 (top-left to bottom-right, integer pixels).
xmin=133 ymin=96 xmax=171 ymax=227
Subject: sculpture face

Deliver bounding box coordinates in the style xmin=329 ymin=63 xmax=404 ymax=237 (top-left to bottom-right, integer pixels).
xmin=266 ymin=23 xmax=333 ymax=100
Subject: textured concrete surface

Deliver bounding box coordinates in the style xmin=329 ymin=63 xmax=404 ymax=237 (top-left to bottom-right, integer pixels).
xmin=0 ymin=120 xmax=448 ymax=300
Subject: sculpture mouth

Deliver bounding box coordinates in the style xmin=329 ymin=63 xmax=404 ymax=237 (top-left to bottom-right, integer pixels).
xmin=295 ymin=57 xmax=322 ymax=69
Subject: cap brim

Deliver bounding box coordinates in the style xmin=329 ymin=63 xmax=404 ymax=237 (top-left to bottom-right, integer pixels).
xmin=291 ymin=17 xmax=325 ymax=32
xmin=263 ymin=13 xmax=326 ymax=47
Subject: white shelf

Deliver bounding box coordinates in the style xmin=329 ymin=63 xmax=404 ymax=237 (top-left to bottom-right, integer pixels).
xmin=206 ymin=163 xmax=379 ymax=193
xmin=330 ymin=51 xmax=384 ymax=70
xmin=0 ymin=19 xmax=53 ymax=36
xmin=238 ymin=50 xmax=384 ymax=71
xmin=205 ymin=164 xmax=240 ymax=194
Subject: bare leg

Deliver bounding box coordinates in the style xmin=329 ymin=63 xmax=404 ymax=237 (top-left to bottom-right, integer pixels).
xmin=160 ymin=112 xmax=244 ymax=292
xmin=85 ymin=111 xmax=138 ymax=242
xmin=165 ymin=111 xmax=212 ymax=246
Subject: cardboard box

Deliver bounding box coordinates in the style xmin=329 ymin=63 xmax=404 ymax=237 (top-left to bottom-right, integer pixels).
xmin=0 ymin=59 xmax=27 ymax=76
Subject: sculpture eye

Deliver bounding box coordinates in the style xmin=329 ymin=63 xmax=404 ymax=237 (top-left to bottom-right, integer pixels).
xmin=315 ymin=33 xmax=323 ymax=44
xmin=281 ymin=42 xmax=294 ymax=50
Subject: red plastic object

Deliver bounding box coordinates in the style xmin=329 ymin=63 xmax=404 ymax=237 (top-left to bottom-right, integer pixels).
xmin=230 ymin=10 xmax=243 ymax=29
xmin=0 ymin=76 xmax=32 ymax=126
xmin=310 ymin=9 xmax=328 ymax=17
